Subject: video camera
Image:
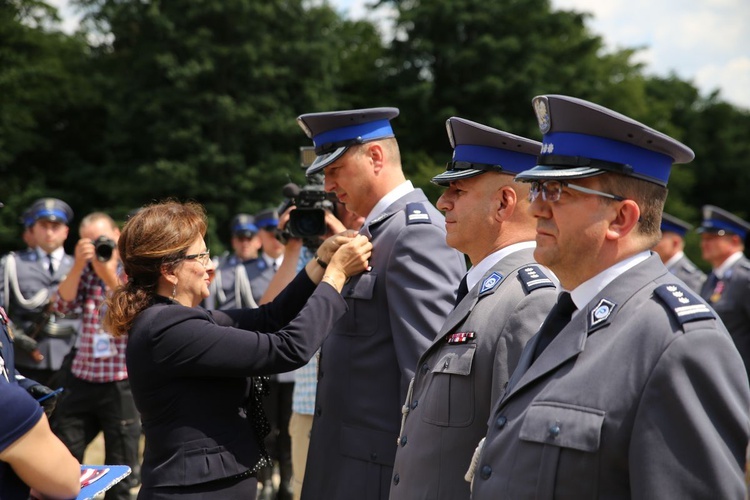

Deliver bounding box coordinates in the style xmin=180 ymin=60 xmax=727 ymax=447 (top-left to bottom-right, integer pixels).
xmin=277 ymin=147 xmax=338 ymax=250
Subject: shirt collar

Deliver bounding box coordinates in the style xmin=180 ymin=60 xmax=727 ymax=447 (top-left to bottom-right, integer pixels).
xmin=364 ymin=180 xmax=414 ymax=226
xmin=262 ymin=253 xmax=283 ymax=269
xmin=715 ymin=251 xmax=744 ymax=278
xmin=569 ymin=250 xmax=651 ymax=315
xmin=36 ymin=246 xmax=65 ymax=263
xmin=465 ymin=241 xmax=537 ymax=291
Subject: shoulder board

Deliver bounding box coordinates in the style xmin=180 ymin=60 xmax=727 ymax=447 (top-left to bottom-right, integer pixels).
xmin=405 ymin=202 xmax=431 ymax=225
xmin=739 ymin=261 xmax=750 ymax=272
xmin=654 ymin=283 xmax=714 ymax=325
xmin=517 ymin=265 xmax=555 ymax=293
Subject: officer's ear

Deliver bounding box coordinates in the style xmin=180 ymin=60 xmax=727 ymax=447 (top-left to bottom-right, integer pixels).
xmin=495 ymin=184 xmax=518 ymax=223
xmin=605 ymin=199 xmax=640 ymax=241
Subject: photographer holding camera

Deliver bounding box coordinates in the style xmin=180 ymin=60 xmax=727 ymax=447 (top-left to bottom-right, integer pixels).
xmin=50 ymin=212 xmax=141 ymax=500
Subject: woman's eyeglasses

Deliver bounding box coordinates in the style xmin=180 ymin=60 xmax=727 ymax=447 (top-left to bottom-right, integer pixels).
xmin=182 ymin=251 xmax=211 ymax=267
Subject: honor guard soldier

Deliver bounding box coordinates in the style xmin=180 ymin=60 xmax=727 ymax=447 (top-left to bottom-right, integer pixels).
xmin=206 ymin=213 xmax=262 ymax=309
xmin=470 ymin=95 xmax=750 ymax=499
xmin=652 ymin=212 xmax=706 ymax=292
xmin=297 ymin=107 xmax=466 ymax=500
xmin=0 ymin=198 xmax=80 ymax=388
xmin=389 ymin=118 xmax=557 ymax=500
xmin=697 ymin=204 xmax=750 ymax=378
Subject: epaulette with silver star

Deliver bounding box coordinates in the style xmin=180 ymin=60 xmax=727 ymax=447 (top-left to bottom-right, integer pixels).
xmin=517 ymin=265 xmax=555 ymax=293
xmin=654 ymin=283 xmax=714 ymax=325
xmin=405 ymin=203 xmax=431 ymax=225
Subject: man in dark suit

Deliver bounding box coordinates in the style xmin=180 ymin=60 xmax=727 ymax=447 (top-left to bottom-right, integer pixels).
xmin=652 ymin=211 xmax=706 ymax=292
xmin=470 ymin=95 xmax=750 ymax=499
xmin=297 ymin=107 xmax=466 ymax=500
xmin=389 ymin=117 xmax=557 ymax=500
xmin=698 ymin=204 xmax=750 ymax=378
xmin=0 ymin=198 xmax=80 ymax=388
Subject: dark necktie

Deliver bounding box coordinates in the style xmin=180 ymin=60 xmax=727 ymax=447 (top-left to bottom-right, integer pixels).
xmin=531 ymin=292 xmax=576 ymax=362
xmin=454 ymin=275 xmax=469 ymax=307
xmin=47 ymin=254 xmax=55 ymax=275
xmin=703 ymin=271 xmax=718 ymax=299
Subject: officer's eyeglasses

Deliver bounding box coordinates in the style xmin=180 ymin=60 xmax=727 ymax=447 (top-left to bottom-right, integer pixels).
xmin=182 ymin=251 xmax=211 ymax=268
xmin=529 ymin=180 xmax=625 ymax=203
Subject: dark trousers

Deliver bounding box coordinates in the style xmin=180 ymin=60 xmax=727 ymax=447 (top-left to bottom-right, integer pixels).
xmin=51 ymin=377 xmax=142 ymax=500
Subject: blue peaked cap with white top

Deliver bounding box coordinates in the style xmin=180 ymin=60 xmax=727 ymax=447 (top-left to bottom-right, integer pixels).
xmin=515 ymin=95 xmax=695 ymax=186
xmin=297 ymin=107 xmax=399 ymax=175
xmin=432 ymin=117 xmax=541 ymax=186
xmin=25 ymin=197 xmax=73 ymax=227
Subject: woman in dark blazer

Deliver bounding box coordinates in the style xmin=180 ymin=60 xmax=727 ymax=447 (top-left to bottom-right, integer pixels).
xmin=103 ymin=200 xmax=371 ymax=499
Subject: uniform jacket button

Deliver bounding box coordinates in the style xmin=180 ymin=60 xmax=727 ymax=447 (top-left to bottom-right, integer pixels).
xmin=315 ymin=407 xmax=322 ymax=417
xmin=549 ymin=424 xmax=560 ymax=438
xmin=370 ymin=452 xmax=378 ymax=461
xmin=400 ymin=436 xmax=407 ymax=447
xmin=496 ymin=415 xmax=507 ymax=429
xmin=421 ymin=363 xmax=429 ymax=374
xmin=411 ymin=400 xmax=418 ymax=409
xmin=480 ymin=465 xmax=492 ymax=480
xmin=393 ymin=473 xmax=400 ymax=485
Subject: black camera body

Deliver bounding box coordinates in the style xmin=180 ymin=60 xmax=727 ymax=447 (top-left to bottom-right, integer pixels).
xmin=93 ymin=236 xmax=116 ymax=262
xmin=280 ymin=173 xmax=337 ymax=250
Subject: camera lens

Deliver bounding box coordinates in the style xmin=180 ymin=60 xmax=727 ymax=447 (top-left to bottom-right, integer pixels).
xmin=289 ymin=209 xmax=326 ymax=238
xmin=94 ymin=236 xmax=116 ymax=262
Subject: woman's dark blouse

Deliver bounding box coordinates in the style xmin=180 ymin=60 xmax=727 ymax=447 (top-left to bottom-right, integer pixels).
xmin=126 ymin=271 xmax=345 ymax=488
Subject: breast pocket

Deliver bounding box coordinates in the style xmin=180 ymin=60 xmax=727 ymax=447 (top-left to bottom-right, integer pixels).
xmin=421 ymin=344 xmax=476 ymax=427
xmin=512 ymin=402 xmax=604 ymax=499
xmin=339 ymin=273 xmax=378 ymax=337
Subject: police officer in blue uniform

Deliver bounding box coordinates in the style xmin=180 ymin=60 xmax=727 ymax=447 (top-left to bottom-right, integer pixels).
xmin=698 ymin=205 xmax=750 ymax=378
xmin=652 ymin=212 xmax=706 ymax=292
xmin=470 ymin=95 xmax=750 ymax=499
xmin=389 ymin=118 xmax=557 ymax=500
xmin=297 ymin=107 xmax=466 ymax=500
xmin=0 ymin=198 xmax=80 ymax=388
xmin=206 ymin=213 xmax=262 ymax=309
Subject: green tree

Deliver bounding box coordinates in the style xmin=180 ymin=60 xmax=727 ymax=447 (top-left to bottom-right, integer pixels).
xmin=0 ymin=0 xmax=100 ymax=252
xmin=70 ymin=0 xmax=385 ymax=249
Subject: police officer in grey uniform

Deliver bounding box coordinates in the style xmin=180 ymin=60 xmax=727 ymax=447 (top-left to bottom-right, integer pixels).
xmin=470 ymin=95 xmax=750 ymax=499
xmin=652 ymin=211 xmax=706 ymax=292
xmin=297 ymin=108 xmax=466 ymax=500
xmin=206 ymin=213 xmax=261 ymax=309
xmin=389 ymin=118 xmax=557 ymax=500
xmin=698 ymin=205 xmax=750 ymax=378
xmin=0 ymin=198 xmax=80 ymax=388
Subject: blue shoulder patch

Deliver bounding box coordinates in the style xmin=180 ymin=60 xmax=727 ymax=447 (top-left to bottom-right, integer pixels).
xmin=654 ymin=283 xmax=715 ymax=325
xmin=479 ymin=272 xmax=503 ymax=296
xmin=517 ymin=265 xmax=555 ymax=294
xmin=405 ymin=202 xmax=431 ymax=225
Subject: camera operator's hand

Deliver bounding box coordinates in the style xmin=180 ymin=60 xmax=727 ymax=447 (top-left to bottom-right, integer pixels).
xmin=27 ymin=383 xmax=60 ymax=418
xmin=323 ymin=210 xmax=348 ymax=237
xmin=319 ymin=235 xmax=372 ymax=292
xmin=72 ymin=237 xmax=96 ymax=272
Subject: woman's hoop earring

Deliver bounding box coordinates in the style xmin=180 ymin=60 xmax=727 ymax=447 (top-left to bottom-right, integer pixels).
xmin=171 ymin=282 xmax=177 ymax=301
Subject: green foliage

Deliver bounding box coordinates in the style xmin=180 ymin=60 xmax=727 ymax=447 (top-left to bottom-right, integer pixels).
xmin=1 ymin=0 xmax=748 ymax=265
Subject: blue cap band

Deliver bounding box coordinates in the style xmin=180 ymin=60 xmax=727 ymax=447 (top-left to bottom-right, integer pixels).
xmin=702 ymin=219 xmax=747 ymax=239
xmin=313 ymin=119 xmax=394 ymax=151
xmin=542 ymin=132 xmax=674 ymax=184
xmin=661 ymin=220 xmax=688 ymax=237
xmin=33 ymin=208 xmax=69 ymax=224
xmin=454 ymin=145 xmax=538 ymax=174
